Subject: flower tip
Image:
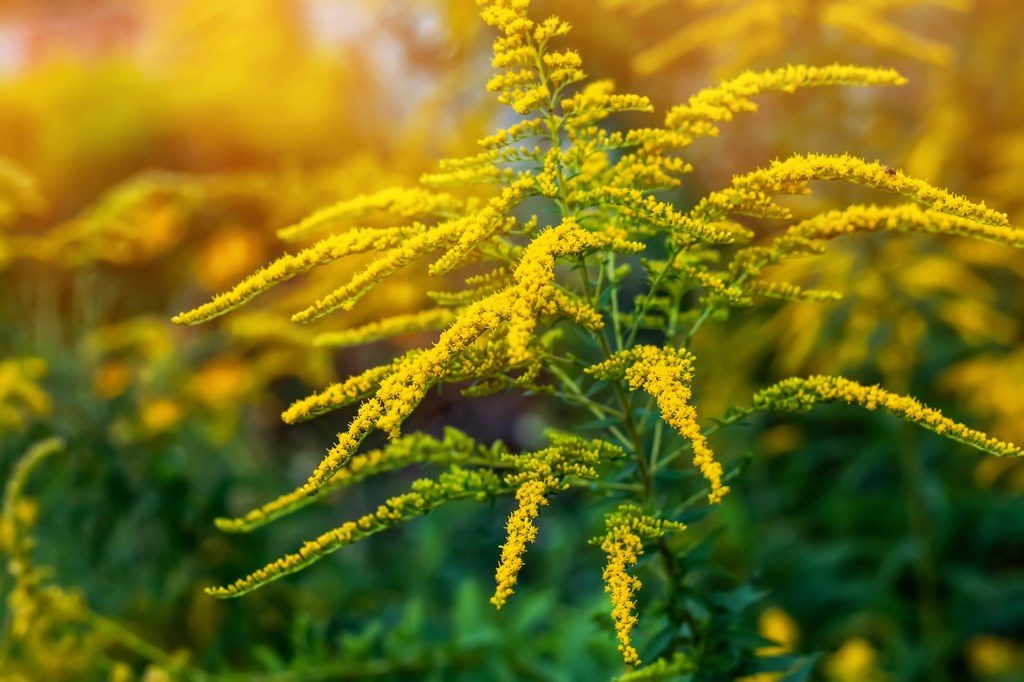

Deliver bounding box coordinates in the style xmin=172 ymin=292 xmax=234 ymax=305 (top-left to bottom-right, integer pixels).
xmin=707 ymin=485 xmax=730 ymax=504
xmin=213 ymin=517 xmax=238 ymax=533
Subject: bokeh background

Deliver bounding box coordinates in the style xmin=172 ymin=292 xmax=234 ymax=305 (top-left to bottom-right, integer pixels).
xmin=1 ymin=1 xmax=1022 ymax=680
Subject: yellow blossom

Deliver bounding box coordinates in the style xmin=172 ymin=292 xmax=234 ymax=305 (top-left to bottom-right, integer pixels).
xmin=173 ymin=226 xmax=416 ymax=325
xmin=276 ymin=187 xmax=463 ymax=242
xmin=588 ymin=347 xmax=729 ymax=503
xmin=312 ymin=308 xmax=458 ymax=349
xmin=665 ymin=65 xmax=907 ymax=138
xmin=491 ymin=478 xmax=553 ymax=609
xmin=594 ymin=505 xmax=686 ymax=666
xmin=207 ymin=466 xmax=505 ymax=598
xmin=753 ymin=375 xmax=1024 ymax=459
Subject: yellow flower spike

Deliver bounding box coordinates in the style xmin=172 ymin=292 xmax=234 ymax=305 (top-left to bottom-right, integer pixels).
xmin=491 ymin=477 xmax=554 ymax=609
xmin=594 ymin=505 xmax=687 ymax=667
xmin=312 ymin=308 xmax=458 ymax=349
xmin=478 ymin=118 xmax=549 ymax=150
xmin=506 ymin=218 xmax=643 ymax=365
xmin=303 ymin=398 xmax=385 ymax=495
xmin=731 ymin=203 xmax=1024 ymax=283
xmin=569 ymin=187 xmax=738 ymax=243
xmin=281 ymin=354 xmax=418 ymax=425
xmin=588 ymin=347 xmax=729 ymax=503
xmin=729 ymin=154 xmax=1009 ymax=226
xmin=744 ymin=280 xmax=844 ymax=303
xmin=490 ymin=434 xmax=627 ymax=608
xmin=603 ymin=527 xmax=644 ymax=665
xmin=683 ymin=266 xmax=752 ymax=308
xmin=289 ymin=221 xmax=462 ymax=324
xmin=420 ymin=162 xmax=516 ymax=188
xmin=428 ymin=177 xmax=535 ymax=276
xmin=367 ymin=296 xmax=510 ymax=441
xmin=545 ymin=288 xmax=604 ymax=331
xmin=427 ymin=266 xmax=513 ymax=306
xmin=208 ymin=466 xmax=506 ymax=598
xmin=793 ymin=204 xmax=1023 ymax=245
xmin=216 ymin=429 xmax=487 ymax=533
xmin=665 ymin=65 xmax=907 ymax=139
xmin=753 ymin=375 xmax=1024 ymax=459
xmin=276 ymin=187 xmax=464 ymax=242
xmin=172 ymin=226 xmax=414 ymax=325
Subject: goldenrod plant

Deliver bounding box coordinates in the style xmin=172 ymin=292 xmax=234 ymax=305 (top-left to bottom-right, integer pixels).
xmin=172 ymin=0 xmax=1024 ymax=674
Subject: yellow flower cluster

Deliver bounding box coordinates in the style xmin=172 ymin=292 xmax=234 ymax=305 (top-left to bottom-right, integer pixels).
xmin=276 ymin=187 xmax=463 ymax=242
xmin=744 ymin=279 xmax=843 ymax=304
xmin=171 ymin=226 xmax=415 ymax=325
xmin=594 ymin=504 xmax=687 ymax=666
xmin=477 ymin=0 xmax=577 ymax=115
xmin=794 ymin=204 xmax=1024 ymax=245
xmin=427 ymin=266 xmax=512 ymax=306
xmin=427 ymin=177 xmax=534 ymax=275
xmin=568 ymin=187 xmax=738 ymax=243
xmin=291 ymin=221 xmax=462 ymax=322
xmin=588 ymin=346 xmax=729 ymax=503
xmin=312 ymin=308 xmax=458 ymax=349
xmin=664 ymin=65 xmax=907 ymax=138
xmin=478 ymin=117 xmax=548 ymax=149
xmin=603 ymin=523 xmax=643 ymax=665
xmin=491 ymin=478 xmax=552 ymax=609
xmin=561 ymin=85 xmax=654 ymax=126
xmin=506 ymin=218 xmax=642 ymax=364
xmin=682 ymin=265 xmax=752 ymax=308
xmin=215 ymin=428 xmax=488 ymax=533
xmin=280 ymin=355 xmax=414 ymax=424
xmin=728 ymin=153 xmax=1008 ymax=226
xmin=734 ymin=203 xmax=1024 ymax=282
xmin=290 ymin=218 xmax=635 ymax=494
xmin=208 ymin=466 xmax=505 ymax=598
xmin=753 ymin=375 xmax=1024 ymax=459
xmin=492 ymin=434 xmax=625 ymax=607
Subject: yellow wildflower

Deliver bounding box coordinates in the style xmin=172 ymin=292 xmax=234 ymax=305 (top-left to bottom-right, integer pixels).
xmin=665 ymin=65 xmax=907 ymax=138
xmin=753 ymin=375 xmax=1024 ymax=458
xmin=588 ymin=347 xmax=729 ymax=503
xmin=276 ymin=187 xmax=463 ymax=242
xmin=491 ymin=478 xmax=553 ymax=609
xmin=594 ymin=505 xmax=686 ymax=666
xmin=173 ymin=226 xmax=415 ymax=325
xmin=312 ymin=308 xmax=458 ymax=349
xmin=602 ymin=525 xmax=644 ymax=665
xmin=727 ymin=154 xmax=1008 ymax=226
xmin=207 ymin=466 xmax=504 ymax=598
